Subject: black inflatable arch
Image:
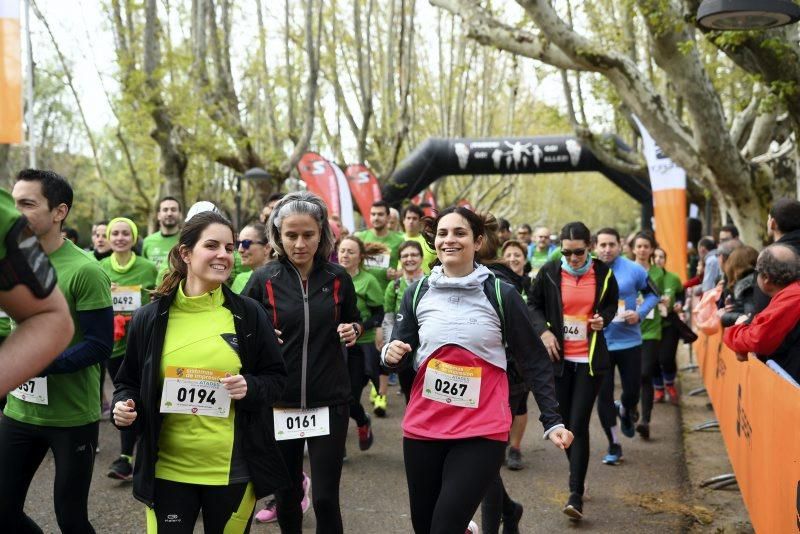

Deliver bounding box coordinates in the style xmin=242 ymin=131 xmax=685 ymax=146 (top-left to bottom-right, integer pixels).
xmin=382 ymin=135 xmax=653 ymax=227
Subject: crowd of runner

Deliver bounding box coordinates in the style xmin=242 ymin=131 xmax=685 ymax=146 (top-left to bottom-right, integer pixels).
xmin=0 ymin=167 xmax=798 ymax=534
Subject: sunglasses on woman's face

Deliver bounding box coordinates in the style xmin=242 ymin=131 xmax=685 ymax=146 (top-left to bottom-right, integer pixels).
xmin=237 ymin=239 xmax=266 ymax=250
xmin=561 ymin=248 xmax=587 ymax=257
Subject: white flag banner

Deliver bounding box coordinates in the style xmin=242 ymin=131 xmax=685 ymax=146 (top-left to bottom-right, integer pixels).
xmin=632 ymin=115 xmax=686 ymax=191
xmin=331 ymin=162 xmax=355 ymax=233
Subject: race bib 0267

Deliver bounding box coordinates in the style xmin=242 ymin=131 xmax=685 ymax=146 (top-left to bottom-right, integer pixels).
xmin=159 ymin=367 xmax=231 ymax=418
xmin=422 ymin=358 xmax=481 ymax=408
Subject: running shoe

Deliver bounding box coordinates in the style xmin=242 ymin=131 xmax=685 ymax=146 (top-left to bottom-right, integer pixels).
xmin=602 ymin=443 xmax=623 ymax=465
xmin=465 ymin=520 xmax=480 ymax=533
xmin=373 ymin=394 xmax=388 ymax=417
xmin=501 ymin=501 xmax=523 ymax=534
xmin=563 ymin=492 xmax=583 ymax=521
xmin=369 ymin=384 xmax=378 ymax=403
xmin=107 ymin=456 xmax=133 ymax=481
xmin=388 ymin=373 xmax=398 ymax=386
xmin=254 ymin=499 xmax=277 ymax=523
xmin=506 ymin=447 xmax=523 ymax=471
xmin=636 ymin=421 xmax=650 ymax=440
xmin=358 ymin=415 xmax=374 ymax=451
xmin=666 ymin=384 xmax=680 ymax=406
xmin=616 ymin=400 xmax=636 ymax=438
xmin=654 ymin=388 xmax=665 ymax=403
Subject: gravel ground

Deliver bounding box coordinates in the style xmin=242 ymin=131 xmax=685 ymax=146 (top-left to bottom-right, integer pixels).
xmin=18 ymin=368 xmax=692 ymax=533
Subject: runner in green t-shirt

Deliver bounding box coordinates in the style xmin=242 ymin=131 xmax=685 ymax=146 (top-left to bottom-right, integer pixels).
xmin=99 ymin=217 xmax=158 ymax=480
xmin=401 ymin=204 xmax=437 ymax=273
xmin=142 ymin=196 xmax=183 ymax=271
xmin=355 ymin=200 xmax=404 ymax=291
xmin=231 ymin=223 xmax=272 ymax=293
xmin=652 ymin=247 xmax=685 ymax=406
xmin=339 ymin=236 xmax=389 ymax=423
xmin=2 ymin=170 xmax=113 ymax=533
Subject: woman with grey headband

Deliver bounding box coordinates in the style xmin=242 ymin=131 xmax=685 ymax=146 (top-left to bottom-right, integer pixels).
xmin=244 ymin=191 xmax=362 ymax=534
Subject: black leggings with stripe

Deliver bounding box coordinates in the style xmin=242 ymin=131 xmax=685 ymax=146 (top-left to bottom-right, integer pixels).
xmin=146 ymin=479 xmax=255 ymax=533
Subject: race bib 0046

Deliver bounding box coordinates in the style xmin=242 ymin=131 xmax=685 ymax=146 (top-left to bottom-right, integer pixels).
xmin=563 ymin=315 xmax=588 ymax=342
xmin=422 ymin=358 xmax=481 ymax=408
xmin=159 ymin=367 xmax=231 ymax=418
xmin=273 ymin=407 xmax=330 ymax=440
xmin=112 ymin=285 xmax=142 ymax=312
xmin=9 ymin=377 xmax=48 ymax=405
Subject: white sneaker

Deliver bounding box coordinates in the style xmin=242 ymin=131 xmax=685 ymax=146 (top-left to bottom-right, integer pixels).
xmin=466 ymin=520 xmax=479 ymax=533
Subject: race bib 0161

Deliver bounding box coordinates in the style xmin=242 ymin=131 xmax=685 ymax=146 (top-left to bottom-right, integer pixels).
xmin=9 ymin=377 xmax=48 ymax=405
xmin=422 ymin=358 xmax=481 ymax=408
xmin=273 ymin=406 xmax=330 ymax=440
xmin=112 ymin=285 xmax=142 ymax=312
xmin=159 ymin=367 xmax=231 ymax=418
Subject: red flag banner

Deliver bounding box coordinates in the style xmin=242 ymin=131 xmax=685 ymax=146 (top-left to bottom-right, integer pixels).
xmin=345 ymin=164 xmax=382 ymax=227
xmin=297 ymin=152 xmax=341 ymax=217
xmin=421 ymin=189 xmax=437 ymax=217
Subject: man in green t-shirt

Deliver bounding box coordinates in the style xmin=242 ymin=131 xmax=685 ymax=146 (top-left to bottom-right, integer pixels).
xmin=0 ymin=188 xmax=73 ymax=396
xmin=355 ymin=200 xmax=405 ymax=291
xmin=401 ymin=204 xmax=437 ymax=273
xmin=142 ymin=195 xmax=183 ymax=271
xmin=1 ymin=170 xmax=113 ymax=533
xmin=529 ymin=226 xmax=554 ymax=276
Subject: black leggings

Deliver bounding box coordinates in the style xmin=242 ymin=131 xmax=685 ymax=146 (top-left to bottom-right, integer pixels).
xmin=404 ymin=437 xmax=506 ymax=534
xmin=108 ymin=356 xmax=136 ymax=455
xmin=597 ymin=345 xmax=642 ymax=438
xmin=556 ymin=362 xmax=601 ymax=494
xmin=654 ymin=325 xmax=679 ymax=387
xmin=147 ymin=479 xmax=254 ymax=533
xmin=399 ymin=365 xmax=416 ymax=404
xmin=480 ymin=392 xmax=526 ymax=534
xmin=275 ymin=404 xmax=349 ymax=534
xmin=347 ymin=345 xmax=370 ymax=427
xmin=640 ymin=339 xmax=661 ymax=423
xmin=0 ymin=417 xmax=99 ymax=534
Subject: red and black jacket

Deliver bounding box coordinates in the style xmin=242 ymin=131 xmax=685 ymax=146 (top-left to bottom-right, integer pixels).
xmin=245 ymin=256 xmax=361 ymax=409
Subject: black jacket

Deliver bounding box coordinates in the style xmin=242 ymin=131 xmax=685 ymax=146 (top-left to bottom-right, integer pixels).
xmin=721 ymin=271 xmax=756 ymax=328
xmin=244 ymin=256 xmax=361 ymax=408
xmin=112 ymin=284 xmax=290 ymax=506
xmin=389 ymin=273 xmax=564 ymax=433
xmin=486 ymin=262 xmax=533 ymax=304
xmin=529 ymin=260 xmax=619 ymax=378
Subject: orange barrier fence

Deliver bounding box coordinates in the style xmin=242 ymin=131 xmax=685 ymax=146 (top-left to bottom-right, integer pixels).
xmin=694 ymin=332 xmax=800 ymax=533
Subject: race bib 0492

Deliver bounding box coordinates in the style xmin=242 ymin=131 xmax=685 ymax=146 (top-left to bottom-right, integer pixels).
xmin=112 ymin=285 xmax=142 ymax=312
xmin=9 ymin=377 xmax=48 ymax=405
xmin=422 ymin=358 xmax=481 ymax=408
xmin=159 ymin=367 xmax=231 ymax=418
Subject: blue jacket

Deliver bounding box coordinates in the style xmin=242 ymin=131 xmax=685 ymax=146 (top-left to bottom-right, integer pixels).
xmin=603 ymin=256 xmax=659 ymax=350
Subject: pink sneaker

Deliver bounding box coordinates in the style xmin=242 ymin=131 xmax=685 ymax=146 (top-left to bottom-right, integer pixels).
xmin=254 ymin=499 xmax=277 ymax=523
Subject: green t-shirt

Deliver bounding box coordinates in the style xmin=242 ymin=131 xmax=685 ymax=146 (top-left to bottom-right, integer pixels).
xmin=401 ymin=234 xmax=437 ymax=274
xmin=231 ymin=270 xmax=253 ymax=294
xmin=530 ymin=249 xmax=550 ymax=277
xmin=0 ymin=189 xmax=20 ymax=260
xmin=99 ymin=255 xmax=158 ymax=358
xmin=661 ymin=270 xmax=683 ymax=311
xmin=352 ymin=270 xmax=384 ymax=344
xmin=4 ymin=240 xmax=112 ymax=427
xmin=355 ymin=229 xmax=404 ymax=291
xmin=156 ymin=283 xmax=246 ymax=485
xmin=640 ymin=265 xmax=665 ymax=341
xmin=384 ymin=276 xmax=410 ymax=315
xmin=142 ymin=231 xmax=179 ymax=272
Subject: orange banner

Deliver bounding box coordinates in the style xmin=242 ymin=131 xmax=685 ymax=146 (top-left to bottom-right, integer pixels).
xmin=695 ymin=331 xmax=800 ymax=533
xmin=0 ymin=1 xmax=22 ymax=144
xmin=653 ymin=188 xmax=688 ymax=282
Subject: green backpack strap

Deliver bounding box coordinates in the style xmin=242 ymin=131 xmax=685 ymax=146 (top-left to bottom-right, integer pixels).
xmin=492 ymin=276 xmax=506 ymax=345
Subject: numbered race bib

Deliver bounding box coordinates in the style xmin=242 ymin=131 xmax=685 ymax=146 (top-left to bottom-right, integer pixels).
xmin=9 ymin=377 xmax=48 ymax=405
xmin=645 ymin=307 xmax=655 ymax=320
xmin=422 ymin=358 xmax=481 ymax=408
xmin=273 ymin=407 xmax=330 ymax=440
xmin=364 ymin=254 xmax=391 ymax=269
xmin=563 ymin=315 xmax=588 ymax=342
xmin=112 ymin=285 xmax=142 ymax=312
xmin=160 ymin=367 xmax=231 ymax=418
xmin=613 ymin=300 xmax=627 ymax=322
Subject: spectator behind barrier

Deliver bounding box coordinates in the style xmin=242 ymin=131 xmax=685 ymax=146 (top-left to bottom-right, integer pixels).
xmin=719 ymin=246 xmax=759 ymax=327
xmin=753 ymin=198 xmax=800 ymax=314
xmin=718 ymin=224 xmax=739 ymax=244
xmin=723 ymin=244 xmax=800 ymax=384
xmin=698 ymin=237 xmax=720 ymax=293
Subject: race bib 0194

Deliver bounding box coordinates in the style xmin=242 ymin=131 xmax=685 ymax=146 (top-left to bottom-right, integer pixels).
xmin=422 ymin=358 xmax=481 ymax=408
xmin=563 ymin=315 xmax=588 ymax=342
xmin=273 ymin=407 xmax=330 ymax=440
xmin=159 ymin=367 xmax=231 ymax=418
xmin=9 ymin=377 xmax=48 ymax=405
xmin=112 ymin=285 xmax=142 ymax=312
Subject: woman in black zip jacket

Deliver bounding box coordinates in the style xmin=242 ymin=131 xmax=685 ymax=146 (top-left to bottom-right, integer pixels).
xmin=530 ymin=222 xmax=618 ymax=521
xmin=111 ymin=211 xmax=289 ymax=533
xmin=244 ymin=191 xmax=362 ymax=534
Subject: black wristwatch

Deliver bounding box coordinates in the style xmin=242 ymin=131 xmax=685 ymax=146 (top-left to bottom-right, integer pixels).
xmin=0 ymin=215 xmax=58 ymax=298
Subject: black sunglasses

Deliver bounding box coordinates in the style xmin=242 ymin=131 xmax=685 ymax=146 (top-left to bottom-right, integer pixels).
xmin=561 ymin=248 xmax=587 ymax=257
xmin=237 ymin=239 xmax=266 ymax=250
